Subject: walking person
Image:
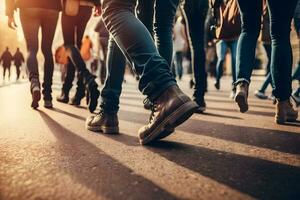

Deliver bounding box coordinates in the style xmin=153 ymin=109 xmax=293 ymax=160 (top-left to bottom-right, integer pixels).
xmin=173 ymin=16 xmax=188 ymax=80
xmin=254 ymin=4 xmax=274 ymax=101
xmin=234 ymin=0 xmax=298 ymax=124
xmin=56 ymin=0 xmax=100 ymax=112
xmin=94 ymin=17 xmax=109 ymax=85
xmin=0 ymin=47 xmax=13 ymax=81
xmin=86 ymin=0 xmax=198 ymax=145
xmin=6 ymin=0 xmax=60 ymax=109
xmin=212 ymin=0 xmax=241 ymax=99
xmin=181 ymin=0 xmax=209 ymax=113
xmin=13 ymin=47 xmax=25 ymax=81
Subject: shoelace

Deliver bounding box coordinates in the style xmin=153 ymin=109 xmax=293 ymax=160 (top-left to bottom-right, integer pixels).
xmin=143 ymin=98 xmax=157 ymax=123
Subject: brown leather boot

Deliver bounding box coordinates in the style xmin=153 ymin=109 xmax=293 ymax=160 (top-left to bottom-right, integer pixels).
xmin=86 ymin=111 xmax=119 ymax=134
xmin=138 ymin=85 xmax=198 ymax=145
xmin=275 ymin=99 xmax=298 ymax=124
xmin=234 ymin=81 xmax=249 ymax=113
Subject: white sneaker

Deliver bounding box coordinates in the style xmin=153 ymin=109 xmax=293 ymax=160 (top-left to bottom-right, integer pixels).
xmin=254 ymin=90 xmax=268 ymax=99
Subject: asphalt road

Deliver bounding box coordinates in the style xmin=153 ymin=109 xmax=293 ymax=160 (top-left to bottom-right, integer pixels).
xmin=0 ymin=75 xmax=299 ymax=200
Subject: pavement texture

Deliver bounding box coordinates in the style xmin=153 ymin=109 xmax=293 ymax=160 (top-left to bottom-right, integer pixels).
xmin=0 ymin=74 xmax=300 ymax=200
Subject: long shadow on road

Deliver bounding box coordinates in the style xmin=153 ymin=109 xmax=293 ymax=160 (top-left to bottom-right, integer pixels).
xmin=102 ymin=133 xmax=300 ymax=200
xmin=38 ymin=110 xmax=178 ymax=200
xmin=118 ymin=110 xmax=300 ymax=154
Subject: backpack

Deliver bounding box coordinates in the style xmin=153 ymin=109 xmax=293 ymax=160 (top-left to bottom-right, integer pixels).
xmin=215 ymin=0 xmax=241 ymax=40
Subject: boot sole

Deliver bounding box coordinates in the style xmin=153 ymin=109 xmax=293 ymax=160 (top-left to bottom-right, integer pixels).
xmin=31 ymin=90 xmax=41 ymax=109
xmin=235 ymin=92 xmax=248 ymax=113
xmin=139 ymin=101 xmax=198 ymax=145
xmin=276 ymin=114 xmax=298 ymax=124
xmin=87 ymin=125 xmax=119 ymax=134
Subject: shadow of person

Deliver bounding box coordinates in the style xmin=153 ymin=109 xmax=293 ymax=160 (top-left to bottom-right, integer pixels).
xmin=38 ymin=110 xmax=177 ymax=200
xmin=147 ymin=140 xmax=300 ymax=199
xmin=51 ymin=107 xmax=86 ymax=121
xmin=117 ymin=110 xmax=300 ymax=154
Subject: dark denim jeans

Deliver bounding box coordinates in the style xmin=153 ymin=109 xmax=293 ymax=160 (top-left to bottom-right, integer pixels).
xmin=181 ymin=0 xmax=208 ymax=100
xmin=20 ymin=8 xmax=59 ymax=100
xmin=236 ymin=0 xmax=298 ymax=101
xmin=61 ymin=6 xmax=92 ymax=95
xmin=100 ymin=0 xmax=178 ymax=114
xmin=215 ymin=40 xmax=238 ymax=85
xmin=259 ymin=43 xmax=273 ymax=93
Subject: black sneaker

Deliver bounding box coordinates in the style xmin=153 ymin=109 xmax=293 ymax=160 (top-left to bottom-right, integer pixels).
xmin=56 ymin=92 xmax=69 ymax=104
xmin=214 ymin=80 xmax=220 ymax=90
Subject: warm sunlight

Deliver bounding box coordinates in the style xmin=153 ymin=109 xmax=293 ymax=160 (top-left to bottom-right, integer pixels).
xmin=0 ymin=0 xmax=24 ymax=42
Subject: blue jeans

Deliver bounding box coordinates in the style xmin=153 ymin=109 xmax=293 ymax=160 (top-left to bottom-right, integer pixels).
xmin=236 ymin=0 xmax=298 ymax=101
xmin=259 ymin=43 xmax=274 ymax=93
xmin=101 ymin=0 xmax=178 ymax=113
xmin=215 ymin=40 xmax=238 ymax=85
xmin=181 ymin=0 xmax=208 ymax=99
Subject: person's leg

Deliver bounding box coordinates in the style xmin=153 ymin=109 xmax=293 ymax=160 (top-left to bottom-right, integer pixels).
xmin=100 ymin=0 xmax=197 ymax=144
xmin=71 ymin=6 xmax=93 ymax=103
xmin=19 ymin=9 xmax=40 ymax=82
xmin=228 ymin=40 xmax=238 ymax=99
xmin=41 ymin=9 xmax=59 ymax=107
xmin=268 ymin=0 xmax=297 ymax=101
xmin=234 ymin=0 xmax=262 ymax=113
xmin=267 ymin=0 xmax=298 ymax=123
xmin=181 ymin=0 xmax=208 ymax=112
xmin=136 ymin=0 xmax=155 ymax=37
xmin=215 ymin=40 xmax=227 ymax=89
xmin=235 ymin=0 xmax=262 ymax=84
xmin=102 ymin=0 xmax=176 ymax=100
xmin=154 ymin=0 xmax=180 ymax=66
xmin=176 ymin=52 xmax=183 ymax=80
xmin=16 ymin=65 xmax=21 ymax=80
xmin=254 ymin=43 xmax=273 ymax=99
xmin=19 ymin=8 xmax=42 ymax=109
xmin=100 ymin=37 xmax=127 ymax=115
xmin=58 ymin=13 xmax=76 ymax=102
xmin=3 ymin=67 xmax=7 ymax=79
xmin=8 ymin=66 xmax=11 ymax=80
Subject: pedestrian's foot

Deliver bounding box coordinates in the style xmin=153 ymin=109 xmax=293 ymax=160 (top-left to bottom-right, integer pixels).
xmin=86 ymin=110 xmax=119 ymax=134
xmin=275 ymin=99 xmax=298 ymax=124
xmin=44 ymin=100 xmax=53 ymax=109
xmin=70 ymin=93 xmax=85 ymax=106
xmin=30 ymin=78 xmax=41 ymax=109
xmin=254 ymin=90 xmax=268 ymax=99
xmin=56 ymin=92 xmax=69 ymax=104
xmin=86 ymin=80 xmax=100 ymax=113
xmin=138 ymin=85 xmax=198 ymax=145
xmin=291 ymin=94 xmax=300 ymax=107
xmin=194 ymin=96 xmax=206 ymax=114
xmin=214 ymin=80 xmax=220 ymax=90
xmin=234 ymin=81 xmax=249 ymax=113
